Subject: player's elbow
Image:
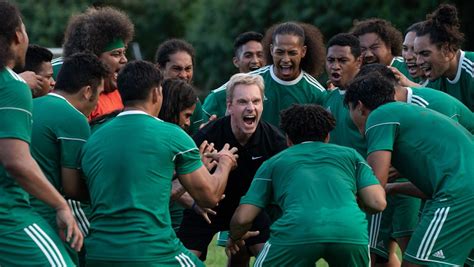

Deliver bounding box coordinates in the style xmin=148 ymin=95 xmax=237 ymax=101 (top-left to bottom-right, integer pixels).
xmin=358 ymin=185 xmax=387 ymax=214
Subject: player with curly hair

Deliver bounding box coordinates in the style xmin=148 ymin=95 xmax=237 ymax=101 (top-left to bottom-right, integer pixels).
xmin=414 ymin=4 xmax=474 ymax=111
xmin=228 ymin=103 xmax=386 ymax=266
xmin=53 ymin=6 xmax=134 ymax=120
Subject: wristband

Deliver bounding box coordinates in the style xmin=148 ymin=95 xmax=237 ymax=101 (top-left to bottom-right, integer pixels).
xmin=191 ymin=201 xmax=197 ymax=210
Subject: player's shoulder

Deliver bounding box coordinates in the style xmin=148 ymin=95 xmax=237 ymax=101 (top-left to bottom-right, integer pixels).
xmin=301 ymin=72 xmax=325 ymax=92
xmin=460 ymin=51 xmax=474 ymax=79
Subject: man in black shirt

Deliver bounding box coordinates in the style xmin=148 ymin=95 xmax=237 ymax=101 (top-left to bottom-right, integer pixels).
xmin=178 ymin=73 xmax=287 ymax=265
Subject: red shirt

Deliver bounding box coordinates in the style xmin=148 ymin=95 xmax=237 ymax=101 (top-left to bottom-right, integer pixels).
xmin=88 ymin=90 xmax=123 ymax=121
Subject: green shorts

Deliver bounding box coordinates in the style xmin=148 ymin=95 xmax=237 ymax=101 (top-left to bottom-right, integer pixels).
xmin=0 ymin=221 xmax=75 ymax=266
xmin=370 ymin=193 xmax=421 ymax=258
xmin=404 ymin=197 xmax=474 ymax=266
xmin=254 ymin=241 xmax=369 ymax=267
xmin=86 ymin=244 xmax=204 ymax=267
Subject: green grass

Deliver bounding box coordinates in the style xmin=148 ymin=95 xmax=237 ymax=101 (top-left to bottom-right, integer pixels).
xmin=205 ymin=235 xmax=329 ymax=267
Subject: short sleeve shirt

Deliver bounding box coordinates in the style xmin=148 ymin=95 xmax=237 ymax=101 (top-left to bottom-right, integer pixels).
xmin=193 ymin=116 xmax=287 ymax=222
xmin=0 ymin=67 xmax=38 ymax=234
xmin=81 ymin=111 xmax=203 ymax=261
xmin=241 ymin=141 xmax=380 ymax=245
xmin=365 ymin=102 xmax=474 ymax=200
xmin=29 ymin=93 xmax=90 ymax=229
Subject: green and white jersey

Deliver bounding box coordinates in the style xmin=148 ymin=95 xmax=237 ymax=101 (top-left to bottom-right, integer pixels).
xmin=81 ymin=110 xmax=203 ymax=261
xmin=189 ymin=99 xmax=204 ymax=135
xmin=202 ymin=65 xmax=327 ymax=127
xmin=51 ymin=56 xmax=63 ymax=81
xmin=407 ymin=87 xmax=474 ymax=133
xmin=324 ymin=88 xmax=367 ymax=157
xmin=365 ymin=102 xmax=474 ymax=201
xmin=241 ymin=141 xmax=380 ymax=245
xmin=391 ymin=56 xmax=417 ymax=82
xmin=0 ymin=67 xmax=38 ymax=235
xmin=29 ymin=93 xmax=90 ymax=231
xmin=424 ymin=51 xmax=474 ymax=111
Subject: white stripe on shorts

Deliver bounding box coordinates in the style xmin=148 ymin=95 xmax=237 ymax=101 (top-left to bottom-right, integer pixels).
xmin=369 ymin=213 xmax=382 ymax=248
xmin=31 ymin=224 xmax=67 ymax=267
xmin=416 ymin=207 xmax=450 ymax=259
xmin=254 ymin=242 xmax=271 ymax=267
xmin=24 ymin=226 xmax=57 ymax=267
xmin=179 ymin=253 xmax=196 ymax=267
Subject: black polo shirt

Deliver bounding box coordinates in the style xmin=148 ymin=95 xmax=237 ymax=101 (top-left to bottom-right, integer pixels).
xmin=193 ymin=115 xmax=287 ymax=223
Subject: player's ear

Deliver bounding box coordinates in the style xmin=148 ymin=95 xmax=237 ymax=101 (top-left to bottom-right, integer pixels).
xmin=232 ymin=57 xmax=240 ymax=69
xmin=324 ymin=133 xmax=330 ymax=143
xmin=285 ymin=134 xmax=293 ymax=147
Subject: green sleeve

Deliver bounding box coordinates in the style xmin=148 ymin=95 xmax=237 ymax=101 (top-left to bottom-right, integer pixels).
xmin=189 ymin=99 xmax=205 ymax=135
xmin=240 ymin=160 xmax=273 ymax=208
xmin=354 ymin=151 xmax=380 ymax=190
xmin=202 ymin=86 xmax=228 ymax=119
xmin=365 ymin=110 xmax=398 ymax=155
xmin=0 ymin=81 xmax=33 ymax=142
xmin=59 ymin=116 xmax=91 ymax=169
xmin=172 ymin=127 xmax=203 ymax=175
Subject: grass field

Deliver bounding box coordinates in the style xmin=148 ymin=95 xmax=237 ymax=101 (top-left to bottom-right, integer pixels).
xmin=204 ymin=235 xmax=329 ymax=267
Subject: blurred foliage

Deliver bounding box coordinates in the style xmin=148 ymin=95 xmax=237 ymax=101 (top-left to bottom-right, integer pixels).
xmin=14 ymin=0 xmax=473 ymax=98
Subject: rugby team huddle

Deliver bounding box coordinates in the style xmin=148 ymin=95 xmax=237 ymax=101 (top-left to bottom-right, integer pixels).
xmin=0 ymin=0 xmax=473 ymax=266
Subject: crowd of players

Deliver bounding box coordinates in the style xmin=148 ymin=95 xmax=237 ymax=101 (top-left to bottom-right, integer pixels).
xmin=0 ymin=0 xmax=473 ymax=266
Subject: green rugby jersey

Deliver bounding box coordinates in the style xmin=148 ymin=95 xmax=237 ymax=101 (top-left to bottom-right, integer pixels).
xmin=29 ymin=93 xmax=90 ymax=231
xmin=365 ymin=102 xmax=474 ymax=200
xmin=324 ymin=88 xmax=367 ymax=157
xmin=391 ymin=56 xmax=416 ymax=83
xmin=0 ymin=67 xmax=38 ymax=234
xmin=424 ymin=51 xmax=474 ymax=111
xmin=407 ymin=87 xmax=474 ymax=133
xmin=241 ymin=141 xmax=380 ymax=245
xmin=189 ymin=99 xmax=204 ymax=135
xmin=202 ymin=65 xmax=327 ymax=127
xmin=81 ymin=110 xmax=203 ymax=261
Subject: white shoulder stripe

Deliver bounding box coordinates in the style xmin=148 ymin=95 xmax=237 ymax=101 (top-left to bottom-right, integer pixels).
xmin=411 ymin=96 xmax=429 ymax=107
xmin=254 ymin=177 xmax=272 ymax=182
xmin=302 ymin=75 xmax=325 ymax=92
xmin=461 ymin=61 xmax=474 ymax=78
xmin=57 ymin=137 xmax=87 ymax=142
xmin=357 ymin=161 xmax=373 ymax=170
xmin=172 ymin=147 xmax=199 ymax=161
xmin=211 ymin=84 xmax=227 ymax=93
xmin=0 ymin=107 xmax=32 ymax=117
xmin=175 ymin=254 xmax=187 ymax=267
xmin=365 ymin=122 xmax=400 ymax=135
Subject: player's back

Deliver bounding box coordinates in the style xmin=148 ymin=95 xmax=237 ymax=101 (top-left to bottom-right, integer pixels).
xmin=261 ymin=141 xmax=376 ymax=245
xmin=366 ymin=102 xmax=474 ymax=200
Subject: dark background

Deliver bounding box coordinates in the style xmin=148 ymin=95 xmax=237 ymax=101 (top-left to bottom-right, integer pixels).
xmin=15 ymin=0 xmax=473 ymax=98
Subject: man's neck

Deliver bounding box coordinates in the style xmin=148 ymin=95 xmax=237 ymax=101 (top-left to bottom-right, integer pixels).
xmin=395 ymin=86 xmax=408 ymax=102
xmin=445 ymin=50 xmax=461 ymax=80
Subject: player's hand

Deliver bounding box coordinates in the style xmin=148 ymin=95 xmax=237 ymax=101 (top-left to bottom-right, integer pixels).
xmin=199 ymin=140 xmax=217 ymax=171
xmin=56 ymin=206 xmax=83 ymax=251
xmin=388 ymin=166 xmax=401 ymax=182
xmin=389 ymin=66 xmax=420 ymax=88
xmin=193 ymin=204 xmax=216 ymax=224
xmin=204 ymin=143 xmax=238 ymax=170
xmin=192 ymin=194 xmax=225 ymax=224
xmin=225 ymin=231 xmax=260 ymax=256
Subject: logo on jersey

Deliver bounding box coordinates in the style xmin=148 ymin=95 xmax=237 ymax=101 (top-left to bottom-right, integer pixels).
xmin=432 ymin=250 xmax=445 ymax=259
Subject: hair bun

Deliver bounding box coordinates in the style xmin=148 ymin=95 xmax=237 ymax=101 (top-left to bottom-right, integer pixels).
xmin=429 ymin=4 xmax=460 ymax=28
